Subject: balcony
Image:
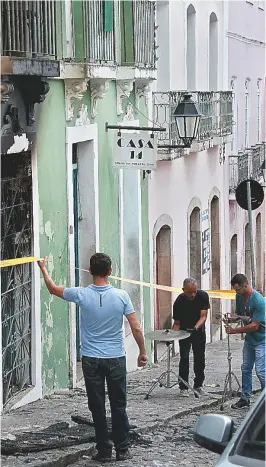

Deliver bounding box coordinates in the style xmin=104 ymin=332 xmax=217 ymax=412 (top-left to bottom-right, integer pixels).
xmin=229 ymin=143 xmax=266 ymax=194
xmin=80 ymin=0 xmax=156 ymax=67
xmin=153 ymin=91 xmax=233 ymax=160
xmin=1 ymin=1 xmax=61 ymax=59
xmin=1 ymin=1 xmax=156 ymax=74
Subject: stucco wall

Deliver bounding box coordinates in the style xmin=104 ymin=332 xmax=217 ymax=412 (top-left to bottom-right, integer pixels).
xmin=37 ymin=80 xmax=70 ymax=393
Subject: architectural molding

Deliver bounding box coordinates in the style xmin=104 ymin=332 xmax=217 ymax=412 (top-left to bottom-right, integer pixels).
xmin=116 ymin=80 xmax=134 ymax=116
xmin=135 ymin=81 xmax=151 ymax=110
xmin=123 ymin=103 xmax=135 ymax=122
xmin=226 ymin=31 xmax=266 ymax=48
xmin=230 ymin=75 xmax=237 ymax=90
xmin=0 ymin=77 xmax=15 ymax=104
xmin=65 ymin=78 xmax=89 ymax=121
xmin=75 ymin=104 xmax=90 ymax=126
xmin=1 ymin=105 xmax=24 ymax=136
xmin=90 ymin=79 xmax=109 ymax=118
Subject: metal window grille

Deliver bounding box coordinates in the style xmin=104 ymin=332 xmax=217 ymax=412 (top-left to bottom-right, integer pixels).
xmin=133 ymin=0 xmax=156 ymax=67
xmin=1 ymin=0 xmax=57 ymax=58
xmin=1 ymin=153 xmax=33 ymax=406
xmin=82 ymin=0 xmax=115 ymax=63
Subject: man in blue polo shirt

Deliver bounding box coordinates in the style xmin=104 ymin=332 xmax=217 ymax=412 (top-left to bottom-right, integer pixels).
xmin=38 ymin=253 xmax=147 ymax=463
xmin=225 ymin=273 xmax=265 ymax=409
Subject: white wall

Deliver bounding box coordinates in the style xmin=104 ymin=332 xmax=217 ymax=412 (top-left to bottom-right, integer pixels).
xmin=150 ymin=0 xmax=231 ymax=346
xmin=228 ymin=0 xmax=266 ymax=290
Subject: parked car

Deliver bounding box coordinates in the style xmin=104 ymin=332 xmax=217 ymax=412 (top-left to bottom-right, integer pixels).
xmin=193 ymin=390 xmax=265 ymax=467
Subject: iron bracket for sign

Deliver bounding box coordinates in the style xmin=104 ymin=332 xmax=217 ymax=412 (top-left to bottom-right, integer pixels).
xmin=105 ymin=123 xmax=166 ymax=132
xmin=157 ymin=144 xmax=190 ymax=149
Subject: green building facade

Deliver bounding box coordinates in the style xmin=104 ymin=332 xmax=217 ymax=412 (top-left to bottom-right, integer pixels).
xmin=1 ymin=0 xmax=156 ymax=408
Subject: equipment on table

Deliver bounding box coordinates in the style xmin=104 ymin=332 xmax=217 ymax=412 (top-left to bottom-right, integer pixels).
xmin=144 ymin=329 xmax=199 ymax=399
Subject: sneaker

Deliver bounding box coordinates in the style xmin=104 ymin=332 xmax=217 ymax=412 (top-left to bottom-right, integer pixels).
xmin=194 ymin=387 xmax=208 ymax=396
xmin=180 ymin=389 xmax=189 ymax=397
xmin=91 ymin=451 xmax=112 ymax=463
xmin=116 ymin=449 xmax=132 ymax=461
xmin=231 ymin=398 xmax=250 ymax=409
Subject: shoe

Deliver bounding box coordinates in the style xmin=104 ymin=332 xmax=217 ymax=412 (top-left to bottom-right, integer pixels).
xmin=91 ymin=451 xmax=112 ymax=463
xmin=116 ymin=449 xmax=132 ymax=461
xmin=180 ymin=389 xmax=189 ymax=397
xmin=194 ymin=387 xmax=208 ymax=396
xmin=231 ymin=398 xmax=250 ymax=409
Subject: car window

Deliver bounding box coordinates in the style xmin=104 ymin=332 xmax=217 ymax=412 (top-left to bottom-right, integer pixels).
xmin=229 ymin=398 xmax=265 ymax=466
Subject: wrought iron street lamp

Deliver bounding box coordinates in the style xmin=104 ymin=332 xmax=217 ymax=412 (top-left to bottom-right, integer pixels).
xmin=260 ymin=159 xmax=265 ymax=185
xmin=173 ymin=94 xmax=201 ymax=147
xmin=158 ymin=93 xmax=202 ymax=149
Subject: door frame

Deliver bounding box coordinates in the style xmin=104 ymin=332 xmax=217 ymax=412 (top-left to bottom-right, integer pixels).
xmin=66 ymin=124 xmax=99 ymax=388
xmin=1 ymin=143 xmax=42 ymax=410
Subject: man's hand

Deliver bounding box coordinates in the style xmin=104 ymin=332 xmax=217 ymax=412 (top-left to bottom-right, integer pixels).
xmin=38 ymin=256 xmax=48 ymax=272
xmin=137 ymin=352 xmax=148 ymax=367
xmin=225 ymin=326 xmax=236 ymax=335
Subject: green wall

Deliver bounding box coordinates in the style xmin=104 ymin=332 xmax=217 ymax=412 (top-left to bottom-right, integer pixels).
xmin=37 ymin=80 xmax=70 ymax=393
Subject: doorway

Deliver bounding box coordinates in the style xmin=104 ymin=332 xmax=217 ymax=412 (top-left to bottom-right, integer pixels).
xmin=156 ymin=225 xmax=172 ymax=330
xmin=189 ymin=207 xmax=201 ymax=287
xmin=210 ymin=196 xmax=221 ymax=340
xmin=230 ymin=234 xmax=238 ymax=313
xmin=256 ymin=213 xmax=262 ymax=291
xmin=1 ymin=152 xmax=33 ymax=406
xmin=245 ymin=223 xmax=251 ymax=284
xmin=71 ymin=140 xmax=97 ymax=376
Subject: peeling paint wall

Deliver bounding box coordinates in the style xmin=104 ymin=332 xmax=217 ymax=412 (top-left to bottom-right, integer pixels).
xmin=36 ymin=80 xmax=70 ymax=393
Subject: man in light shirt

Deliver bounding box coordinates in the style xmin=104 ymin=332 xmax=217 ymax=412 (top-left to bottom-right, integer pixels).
xmin=38 ymin=253 xmax=147 ymax=463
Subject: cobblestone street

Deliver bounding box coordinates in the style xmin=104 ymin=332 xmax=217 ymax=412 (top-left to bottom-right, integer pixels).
xmin=70 ymin=403 xmax=250 ymax=467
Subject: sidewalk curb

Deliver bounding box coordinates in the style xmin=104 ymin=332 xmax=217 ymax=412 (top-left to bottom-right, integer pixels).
xmin=8 ymin=390 xmax=261 ymax=467
xmin=33 ymin=396 xmax=222 ymax=467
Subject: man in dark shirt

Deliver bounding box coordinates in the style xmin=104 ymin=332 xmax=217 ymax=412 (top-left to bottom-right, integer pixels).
xmin=173 ymin=278 xmax=210 ymax=396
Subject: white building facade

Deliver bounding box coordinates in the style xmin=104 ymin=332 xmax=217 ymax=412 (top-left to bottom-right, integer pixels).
xmin=148 ymin=0 xmax=265 ymax=348
xmin=228 ymin=1 xmax=266 ymax=293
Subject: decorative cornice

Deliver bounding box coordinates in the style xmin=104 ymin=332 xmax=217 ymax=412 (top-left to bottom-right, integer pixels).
xmin=64 ymin=78 xmax=89 ymax=121
xmin=135 ymin=81 xmax=151 ymax=110
xmin=230 ymin=75 xmax=237 ymax=90
xmin=90 ymin=79 xmax=109 ymax=118
xmin=116 ymin=79 xmax=134 ymax=116
xmin=1 ymin=77 xmax=15 ymax=104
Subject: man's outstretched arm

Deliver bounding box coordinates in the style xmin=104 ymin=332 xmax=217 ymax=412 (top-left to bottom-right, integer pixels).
xmin=38 ymin=257 xmax=65 ymax=298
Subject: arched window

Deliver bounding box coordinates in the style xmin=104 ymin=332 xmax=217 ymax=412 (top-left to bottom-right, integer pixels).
xmin=209 ymin=13 xmax=218 ymax=90
xmin=187 ymin=4 xmax=196 ymax=90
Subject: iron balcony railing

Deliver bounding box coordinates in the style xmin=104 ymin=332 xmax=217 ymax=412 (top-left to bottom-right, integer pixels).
xmin=229 ymin=143 xmax=265 ymax=192
xmin=1 ymin=0 xmax=59 ymax=59
xmin=82 ymin=0 xmax=116 ymax=63
xmin=153 ymin=91 xmax=233 ymax=153
xmin=133 ymin=1 xmax=156 ymax=67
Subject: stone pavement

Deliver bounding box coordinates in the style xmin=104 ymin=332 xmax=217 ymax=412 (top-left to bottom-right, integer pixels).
xmin=1 ymin=337 xmax=260 ymax=467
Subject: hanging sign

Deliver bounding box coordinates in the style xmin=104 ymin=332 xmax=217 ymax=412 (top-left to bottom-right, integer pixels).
xmin=202 ymin=228 xmax=210 ymax=275
xmin=113 ymin=132 xmax=157 ymax=170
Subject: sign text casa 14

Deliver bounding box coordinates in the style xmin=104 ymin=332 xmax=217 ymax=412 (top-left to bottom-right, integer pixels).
xmin=113 ymin=132 xmax=157 ymax=170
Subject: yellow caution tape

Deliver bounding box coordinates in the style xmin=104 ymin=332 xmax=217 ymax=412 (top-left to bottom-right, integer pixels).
xmin=0 ymin=257 xmax=236 ymax=300
xmin=0 ymin=256 xmax=40 ymax=268
xmin=110 ymin=275 xmax=236 ymax=300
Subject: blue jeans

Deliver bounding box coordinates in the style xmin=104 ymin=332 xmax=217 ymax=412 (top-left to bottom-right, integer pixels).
xmin=241 ymin=340 xmax=265 ymax=401
xmin=82 ymin=356 xmax=130 ymax=454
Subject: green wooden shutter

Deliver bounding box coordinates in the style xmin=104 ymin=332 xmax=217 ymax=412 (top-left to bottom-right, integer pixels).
xmin=103 ymin=1 xmax=113 ymax=32
xmin=120 ymin=0 xmax=134 ymax=64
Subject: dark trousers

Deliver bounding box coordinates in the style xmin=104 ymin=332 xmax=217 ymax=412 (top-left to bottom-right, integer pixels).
xmin=82 ymin=356 xmax=130 ymax=454
xmin=179 ymin=332 xmax=206 ymax=390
